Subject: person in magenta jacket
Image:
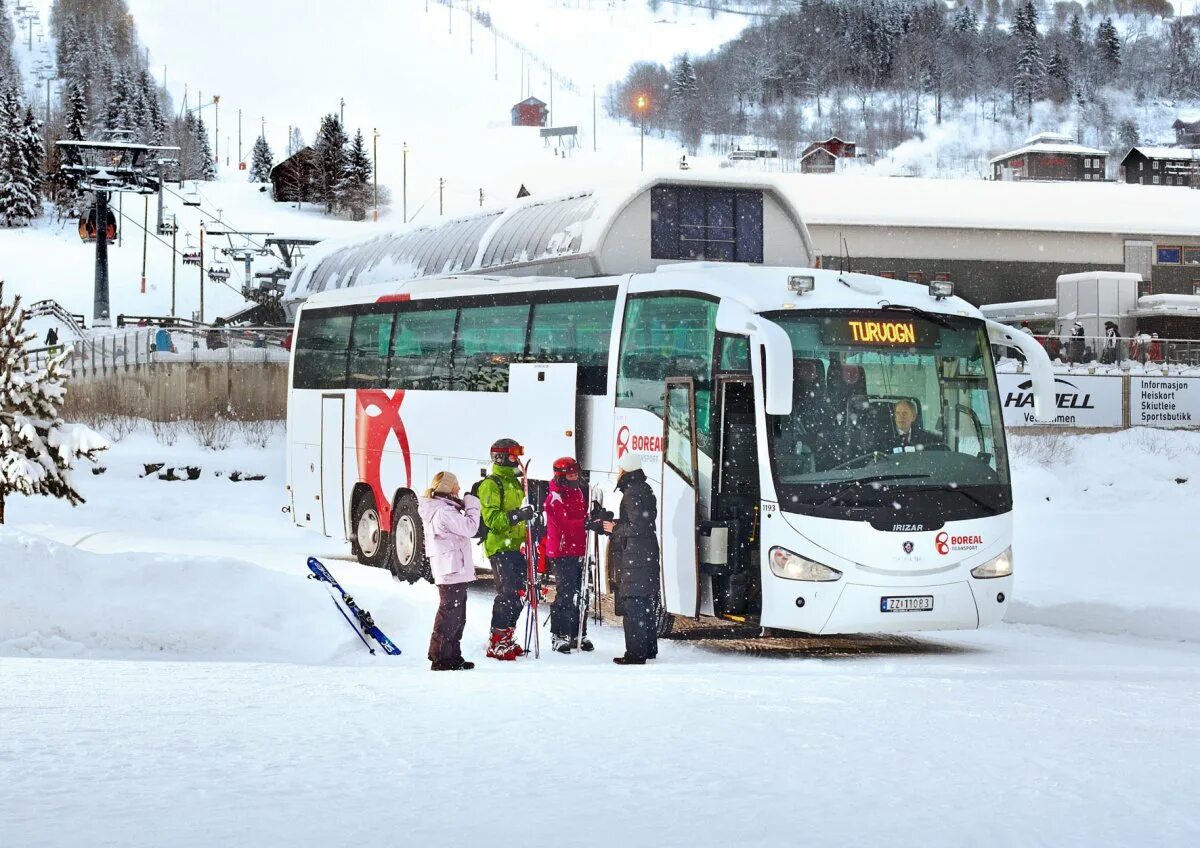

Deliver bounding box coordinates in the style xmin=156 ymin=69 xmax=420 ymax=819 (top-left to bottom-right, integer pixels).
xmin=418 ymin=471 xmax=481 ymax=671
xmin=544 ymin=457 xmax=592 ymax=653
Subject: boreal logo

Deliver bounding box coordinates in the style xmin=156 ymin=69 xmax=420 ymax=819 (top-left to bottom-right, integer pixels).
xmin=902 ymin=540 xmax=914 ymax=554
xmin=935 ymin=531 xmax=984 ymax=556
xmin=616 ymin=425 xmax=663 ymax=457
xmin=1004 ymin=377 xmax=1095 ymax=411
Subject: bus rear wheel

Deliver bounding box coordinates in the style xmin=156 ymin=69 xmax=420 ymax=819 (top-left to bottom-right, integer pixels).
xmin=351 ymin=490 xmax=390 ymax=569
xmin=390 ymin=493 xmax=429 ymax=584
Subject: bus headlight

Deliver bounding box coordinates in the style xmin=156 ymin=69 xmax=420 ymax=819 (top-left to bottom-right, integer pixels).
xmin=971 ymin=548 xmax=1013 ymax=579
xmin=769 ymin=546 xmax=842 ymax=582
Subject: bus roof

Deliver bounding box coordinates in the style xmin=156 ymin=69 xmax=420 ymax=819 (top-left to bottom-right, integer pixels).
xmin=300 ymin=263 xmax=984 ymax=321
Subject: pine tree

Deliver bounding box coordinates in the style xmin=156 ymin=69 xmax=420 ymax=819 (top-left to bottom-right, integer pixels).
xmin=249 ymin=135 xmax=274 ymax=183
xmin=193 ymin=114 xmax=216 ymax=180
xmin=952 ymin=5 xmax=978 ymax=34
xmin=337 ymin=129 xmax=373 ymax=220
xmin=670 ymin=54 xmax=698 ymax=102
xmin=1096 ymin=18 xmax=1121 ymax=74
xmin=0 ymin=86 xmax=38 ymax=227
xmin=20 ymin=106 xmax=44 ymax=207
xmin=314 ymin=113 xmax=348 ymax=214
xmin=0 ymin=282 xmax=107 ymax=523
xmin=1046 ymin=48 xmax=1071 ymax=104
xmin=1013 ymin=1 xmax=1044 ymax=125
xmin=58 ymin=82 xmax=89 ymax=210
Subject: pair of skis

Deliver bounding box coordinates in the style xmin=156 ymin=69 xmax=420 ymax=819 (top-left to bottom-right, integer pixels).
xmin=575 ymin=483 xmax=605 ymax=647
xmin=307 ymin=556 xmax=401 ymax=656
xmin=519 ymin=459 xmax=541 ymax=659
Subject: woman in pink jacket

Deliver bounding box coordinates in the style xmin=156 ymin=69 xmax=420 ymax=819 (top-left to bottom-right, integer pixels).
xmin=544 ymin=457 xmax=592 ymax=653
xmin=418 ymin=471 xmax=481 ymax=671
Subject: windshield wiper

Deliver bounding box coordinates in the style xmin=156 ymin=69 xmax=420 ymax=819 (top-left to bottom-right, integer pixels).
xmin=814 ymin=474 xmax=931 ymax=507
xmin=882 ymin=303 xmax=954 ymax=329
xmin=889 ymin=484 xmax=1000 ymax=513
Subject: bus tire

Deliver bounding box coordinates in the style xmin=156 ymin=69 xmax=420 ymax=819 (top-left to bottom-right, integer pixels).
xmin=390 ymin=493 xmax=428 ymax=584
xmin=350 ymin=490 xmax=390 ymax=569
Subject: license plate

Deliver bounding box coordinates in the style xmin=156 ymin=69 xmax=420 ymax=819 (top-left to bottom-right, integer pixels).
xmin=880 ymin=595 xmax=934 ymax=613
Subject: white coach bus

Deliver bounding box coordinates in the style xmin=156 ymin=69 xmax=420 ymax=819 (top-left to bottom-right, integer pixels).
xmin=285 ymin=262 xmax=1054 ymax=635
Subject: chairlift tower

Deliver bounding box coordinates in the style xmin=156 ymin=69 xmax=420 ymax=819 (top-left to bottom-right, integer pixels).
xmin=57 ymin=137 xmax=179 ymax=327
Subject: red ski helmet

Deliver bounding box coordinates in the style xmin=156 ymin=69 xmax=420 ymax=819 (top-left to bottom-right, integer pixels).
xmin=552 ymin=457 xmax=580 ymax=478
xmin=490 ymin=438 xmax=524 ymax=467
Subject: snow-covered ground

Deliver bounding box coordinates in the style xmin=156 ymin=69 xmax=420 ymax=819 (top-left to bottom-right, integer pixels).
xmin=2 ymin=426 xmax=1200 ymax=846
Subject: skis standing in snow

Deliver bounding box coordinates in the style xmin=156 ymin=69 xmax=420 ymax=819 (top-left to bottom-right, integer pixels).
xmin=543 ymin=457 xmax=593 ymax=654
xmin=417 ymin=471 xmax=481 ymax=671
xmin=476 ymin=438 xmax=536 ymax=661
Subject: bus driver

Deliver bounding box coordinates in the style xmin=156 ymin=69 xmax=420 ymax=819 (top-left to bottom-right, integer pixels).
xmin=888 ymin=398 xmax=939 ymax=451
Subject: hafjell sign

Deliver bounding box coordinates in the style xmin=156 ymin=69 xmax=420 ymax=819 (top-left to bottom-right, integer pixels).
xmin=996 ymin=374 xmax=1122 ymax=428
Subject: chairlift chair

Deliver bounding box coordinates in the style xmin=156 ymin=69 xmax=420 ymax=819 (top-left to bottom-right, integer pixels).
xmin=182 ymin=191 xmax=201 ymax=207
xmin=77 ymin=205 xmax=118 ymax=243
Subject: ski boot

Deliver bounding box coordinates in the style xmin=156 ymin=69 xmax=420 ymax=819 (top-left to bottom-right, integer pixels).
xmin=552 ymin=635 xmax=573 ymax=654
xmin=573 ymin=636 xmax=594 ymax=652
xmin=487 ymin=628 xmax=522 ymax=661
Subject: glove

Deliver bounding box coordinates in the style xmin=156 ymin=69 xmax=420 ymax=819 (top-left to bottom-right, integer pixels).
xmin=507 ymin=505 xmax=536 ymax=524
xmin=463 ymin=493 xmax=481 ymax=510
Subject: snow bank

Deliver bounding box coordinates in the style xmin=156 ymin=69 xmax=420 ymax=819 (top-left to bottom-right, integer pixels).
xmin=1009 ymin=428 xmax=1200 ymax=642
xmin=0 ymin=526 xmax=425 ymax=663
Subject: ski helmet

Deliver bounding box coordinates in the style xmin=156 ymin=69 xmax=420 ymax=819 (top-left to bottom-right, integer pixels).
xmin=552 ymin=457 xmax=580 ymax=478
xmin=490 ymin=438 xmax=524 ymax=467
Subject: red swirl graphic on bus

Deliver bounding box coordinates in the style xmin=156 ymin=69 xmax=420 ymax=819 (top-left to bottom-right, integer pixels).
xmin=616 ymin=425 xmax=631 ymax=457
xmin=935 ymin=531 xmax=950 ymax=556
xmin=355 ymin=389 xmax=411 ymax=528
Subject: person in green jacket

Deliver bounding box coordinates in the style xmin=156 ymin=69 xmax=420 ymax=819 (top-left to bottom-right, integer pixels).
xmin=476 ymin=437 xmax=537 ymax=661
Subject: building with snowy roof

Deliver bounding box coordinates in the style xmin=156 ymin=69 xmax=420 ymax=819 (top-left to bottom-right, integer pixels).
xmin=1119 ymin=147 xmax=1200 ymax=187
xmin=990 ymin=132 xmax=1107 ymax=182
xmin=282 ymin=174 xmax=814 ymax=316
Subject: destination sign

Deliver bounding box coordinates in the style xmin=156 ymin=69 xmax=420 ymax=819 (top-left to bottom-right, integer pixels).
xmin=823 ymin=318 xmax=935 ymax=347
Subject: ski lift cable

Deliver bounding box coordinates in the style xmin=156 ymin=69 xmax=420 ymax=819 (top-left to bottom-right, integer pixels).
xmin=159 ymin=183 xmax=272 ymax=256
xmin=112 ymin=204 xmax=252 ymax=303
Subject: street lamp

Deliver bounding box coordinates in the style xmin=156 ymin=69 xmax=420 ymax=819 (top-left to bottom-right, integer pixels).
xmin=636 ymin=94 xmax=649 ymax=172
xmin=403 ymin=142 xmax=408 ymax=224
xmin=373 ymin=128 xmax=380 ymax=222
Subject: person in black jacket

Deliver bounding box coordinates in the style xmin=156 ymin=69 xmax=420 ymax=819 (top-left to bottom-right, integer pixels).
xmin=602 ymin=452 xmax=660 ymax=665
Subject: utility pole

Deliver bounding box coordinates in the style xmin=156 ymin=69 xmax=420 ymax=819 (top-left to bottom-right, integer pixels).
xmin=520 ymin=53 xmax=524 ymax=100
xmin=141 ymin=195 xmax=149 ymax=294
xmin=45 ymin=77 xmax=50 ymax=123
xmin=494 ymin=27 xmax=498 ymax=81
xmin=199 ymin=223 xmax=205 ymax=324
xmin=118 ymin=192 xmax=123 ymax=247
xmin=261 ymin=116 xmax=266 ymax=139
xmin=171 ymin=215 xmax=177 ymax=318
xmin=237 ymin=109 xmax=242 ymax=165
xmin=449 ymin=0 xmax=453 ymax=34
xmin=439 ymin=177 xmax=444 ymax=216
xmin=373 ymin=128 xmax=379 ymax=223
xmin=593 ymin=84 xmax=597 ymax=152
xmin=469 ymin=3 xmax=473 ymax=54
xmin=479 ymin=187 xmax=484 ymax=207
xmin=549 ymin=67 xmax=553 ymax=126
xmin=340 ymin=97 xmax=345 ymax=125
xmin=403 ymin=142 xmax=408 ymax=223
xmin=213 ymin=95 xmax=220 ymax=167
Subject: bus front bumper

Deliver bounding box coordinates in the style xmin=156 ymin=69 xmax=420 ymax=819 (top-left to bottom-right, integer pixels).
xmin=762 ymin=575 xmax=1013 ymax=635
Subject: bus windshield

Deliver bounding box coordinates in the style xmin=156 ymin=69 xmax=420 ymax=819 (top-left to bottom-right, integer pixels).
xmin=764 ymin=309 xmax=1011 ymax=522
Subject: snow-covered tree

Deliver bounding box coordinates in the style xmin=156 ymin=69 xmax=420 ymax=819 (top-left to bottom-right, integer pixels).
xmin=337 ymin=129 xmax=372 ymax=220
xmin=0 ymin=283 xmax=107 ymax=524
xmin=287 ymin=126 xmax=305 ymax=157
xmin=0 ymin=86 xmax=39 ymax=227
xmin=191 ymin=114 xmax=216 ymax=180
xmin=248 ymin=135 xmax=273 ymax=183
xmin=314 ymin=113 xmax=348 ymax=214
xmin=1096 ymin=18 xmax=1121 ymax=75
xmin=20 ymin=106 xmax=45 ymax=201
xmin=1012 ymin=2 xmax=1044 ymax=125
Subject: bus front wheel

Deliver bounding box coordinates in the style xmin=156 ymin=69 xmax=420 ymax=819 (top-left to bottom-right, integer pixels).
xmin=351 ymin=490 xmax=390 ymax=569
xmin=390 ymin=493 xmax=429 ymax=584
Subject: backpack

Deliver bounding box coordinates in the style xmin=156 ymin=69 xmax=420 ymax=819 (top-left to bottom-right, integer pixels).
xmin=469 ymin=474 xmax=505 ymax=543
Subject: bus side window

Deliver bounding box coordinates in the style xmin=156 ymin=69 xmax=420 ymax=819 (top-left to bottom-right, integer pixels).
xmin=389 ymin=308 xmax=456 ymax=390
xmin=293 ymin=311 xmax=352 ymax=389
xmin=453 ymin=304 xmax=529 ymax=391
xmin=617 ymin=294 xmax=717 ymax=454
xmin=347 ymin=311 xmax=394 ymax=389
xmin=528 ymin=297 xmax=615 ymax=395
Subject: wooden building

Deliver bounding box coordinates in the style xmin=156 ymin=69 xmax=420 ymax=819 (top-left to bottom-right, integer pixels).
xmin=269 ymin=147 xmax=318 ymax=204
xmin=799 ymin=136 xmax=856 ymax=173
xmin=1119 ymin=147 xmax=1200 ymax=187
xmin=990 ymin=132 xmax=1107 ymax=182
xmin=511 ymin=97 xmax=549 ymax=128
xmin=1172 ymin=118 xmax=1200 ymax=147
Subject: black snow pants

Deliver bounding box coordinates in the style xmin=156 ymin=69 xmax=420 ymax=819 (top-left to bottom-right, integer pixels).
xmin=489 ymin=550 xmax=526 ymax=631
xmin=620 ymin=594 xmax=658 ymax=661
xmin=428 ymin=583 xmax=468 ymax=664
xmin=549 ymin=556 xmax=585 ymax=639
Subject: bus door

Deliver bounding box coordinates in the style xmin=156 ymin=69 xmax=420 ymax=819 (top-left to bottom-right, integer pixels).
xmin=660 ymin=378 xmax=701 ymax=619
xmin=320 ymin=394 xmax=346 ymax=538
xmin=706 ymin=376 xmax=760 ymax=619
